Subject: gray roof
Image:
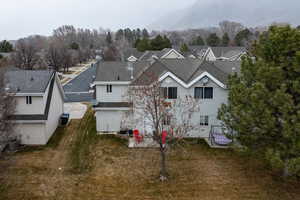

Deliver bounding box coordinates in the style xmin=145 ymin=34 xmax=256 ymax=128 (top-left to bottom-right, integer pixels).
xmin=121 ymin=48 xmax=144 ymax=61
xmin=210 ymin=47 xmax=246 ymax=58
xmin=133 ymin=58 xmax=241 ymax=86
xmin=5 ymin=70 xmax=54 ymax=93
xmin=139 ymin=48 xmax=174 ymax=61
xmin=9 ymin=74 xmax=56 ymax=121
xmin=95 ymin=61 xmax=151 ymax=82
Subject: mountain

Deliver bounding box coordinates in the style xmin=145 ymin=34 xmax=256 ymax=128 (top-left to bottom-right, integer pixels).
xmin=149 ymin=0 xmax=300 ymax=30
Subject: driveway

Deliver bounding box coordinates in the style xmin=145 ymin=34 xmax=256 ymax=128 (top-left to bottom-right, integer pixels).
xmin=64 ymin=103 xmax=87 ymax=119
xmin=63 ymin=65 xmax=97 ymax=102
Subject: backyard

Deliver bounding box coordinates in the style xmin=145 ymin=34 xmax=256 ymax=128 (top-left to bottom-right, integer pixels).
xmin=0 ymin=109 xmax=300 ymax=200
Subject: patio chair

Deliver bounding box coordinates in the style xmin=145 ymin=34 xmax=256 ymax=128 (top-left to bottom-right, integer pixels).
xmin=133 ymin=129 xmax=143 ymax=143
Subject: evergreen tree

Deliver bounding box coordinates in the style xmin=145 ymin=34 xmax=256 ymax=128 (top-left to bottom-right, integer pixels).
xmin=136 ymin=38 xmax=150 ymax=52
xmin=163 ymin=35 xmax=172 ymax=49
xmin=234 ymin=28 xmax=252 ymax=46
xmin=106 ymin=31 xmax=113 ymax=45
xmin=142 ymin=28 xmax=149 ymax=39
xmin=221 ymin=33 xmax=230 ymax=46
xmin=115 ymin=29 xmax=124 ymax=41
xmin=218 ymin=26 xmax=300 ymax=177
xmin=150 ymin=35 xmax=165 ymax=50
xmin=191 ymin=36 xmax=205 ymax=46
xmin=206 ymin=33 xmax=220 ymax=47
xmin=180 ymin=43 xmax=189 ymax=53
xmin=0 ymin=40 xmax=13 ymax=52
xmin=70 ymin=42 xmax=79 ymax=50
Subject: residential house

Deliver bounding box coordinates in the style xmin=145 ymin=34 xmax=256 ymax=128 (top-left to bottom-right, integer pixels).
xmin=139 ymin=48 xmax=185 ymax=62
xmin=121 ymin=48 xmax=144 ymax=62
xmin=6 ymin=70 xmax=65 ymax=145
xmin=93 ymin=59 xmax=240 ymax=139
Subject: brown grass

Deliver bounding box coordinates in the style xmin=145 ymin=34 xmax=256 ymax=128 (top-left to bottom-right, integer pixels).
xmin=0 ymin=117 xmax=300 ymax=200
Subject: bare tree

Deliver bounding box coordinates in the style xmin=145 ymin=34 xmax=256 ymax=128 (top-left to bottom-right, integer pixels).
xmin=12 ymin=38 xmax=40 ymax=70
xmin=125 ymin=74 xmax=200 ymax=181
xmin=219 ymin=21 xmax=244 ymax=41
xmin=0 ymin=68 xmax=16 ymax=145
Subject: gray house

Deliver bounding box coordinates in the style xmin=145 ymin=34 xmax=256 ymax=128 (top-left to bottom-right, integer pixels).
xmin=93 ymin=58 xmax=240 ymax=139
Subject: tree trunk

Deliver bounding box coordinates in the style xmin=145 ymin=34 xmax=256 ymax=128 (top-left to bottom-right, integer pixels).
xmin=159 ymin=146 xmax=168 ymax=181
xmin=283 ymin=159 xmax=290 ymax=178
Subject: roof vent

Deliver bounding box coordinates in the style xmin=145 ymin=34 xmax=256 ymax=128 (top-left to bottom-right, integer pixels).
xmin=30 ymin=77 xmax=34 ymax=81
xmin=17 ymin=87 xmax=20 ymax=92
xmin=117 ymin=75 xmax=120 ymax=81
xmin=232 ymin=67 xmax=236 ymax=71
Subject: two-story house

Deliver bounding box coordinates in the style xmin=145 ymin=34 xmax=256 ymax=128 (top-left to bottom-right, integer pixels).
xmin=6 ymin=70 xmax=65 ymax=145
xmin=93 ymin=59 xmax=240 ymax=138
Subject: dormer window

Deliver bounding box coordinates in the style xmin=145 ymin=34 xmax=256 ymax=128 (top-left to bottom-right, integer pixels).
xmin=106 ymin=85 xmax=112 ymax=93
xmin=26 ymin=96 xmax=32 ymax=104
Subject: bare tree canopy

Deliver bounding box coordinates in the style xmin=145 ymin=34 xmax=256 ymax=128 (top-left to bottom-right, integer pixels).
xmin=125 ymin=74 xmax=200 ymax=181
xmin=0 ymin=68 xmax=16 ymax=144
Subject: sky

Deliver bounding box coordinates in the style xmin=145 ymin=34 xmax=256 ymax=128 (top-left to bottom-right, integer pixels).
xmin=0 ymin=0 xmax=196 ymax=40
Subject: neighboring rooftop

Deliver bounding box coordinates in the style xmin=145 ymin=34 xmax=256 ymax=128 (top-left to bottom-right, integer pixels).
xmin=210 ymin=47 xmax=247 ymax=58
xmin=95 ymin=61 xmax=151 ymax=82
xmin=5 ymin=70 xmax=54 ymax=93
xmin=121 ymin=48 xmax=144 ymax=61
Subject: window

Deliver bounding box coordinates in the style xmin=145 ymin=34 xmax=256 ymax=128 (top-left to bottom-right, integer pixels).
xmin=160 ymin=87 xmax=177 ymax=99
xmin=200 ymin=115 xmax=209 ymax=126
xmin=194 ymin=87 xmax=213 ymax=99
xmin=26 ymin=96 xmax=32 ymax=104
xmin=106 ymin=85 xmax=112 ymax=93
xmin=168 ymin=87 xmax=177 ymax=99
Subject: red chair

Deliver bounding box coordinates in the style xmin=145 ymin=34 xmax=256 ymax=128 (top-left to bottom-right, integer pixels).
xmin=162 ymin=131 xmax=168 ymax=145
xmin=133 ymin=129 xmax=143 ymax=143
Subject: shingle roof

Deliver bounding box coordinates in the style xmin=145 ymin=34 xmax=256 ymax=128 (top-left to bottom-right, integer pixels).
xmin=95 ymin=61 xmax=151 ymax=82
xmin=132 ymin=59 xmax=241 ymax=86
xmin=121 ymin=48 xmax=144 ymax=61
xmin=9 ymin=74 xmax=56 ymax=121
xmin=210 ymin=47 xmax=246 ymax=58
xmin=5 ymin=70 xmax=54 ymax=93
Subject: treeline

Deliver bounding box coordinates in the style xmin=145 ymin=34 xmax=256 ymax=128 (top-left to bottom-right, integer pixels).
xmin=1 ymin=25 xmax=109 ymax=71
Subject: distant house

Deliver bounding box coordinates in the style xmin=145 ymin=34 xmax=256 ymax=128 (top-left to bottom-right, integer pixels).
xmin=139 ymin=48 xmax=185 ymax=62
xmin=121 ymin=48 xmax=144 ymax=62
xmin=188 ymin=46 xmax=247 ymax=61
xmin=6 ymin=70 xmax=65 ymax=145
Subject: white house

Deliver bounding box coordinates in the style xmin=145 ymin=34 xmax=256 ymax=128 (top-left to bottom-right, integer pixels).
xmin=205 ymin=47 xmax=247 ymax=61
xmin=93 ymin=59 xmax=241 ymax=139
xmin=6 ymin=70 xmax=65 ymax=145
xmin=139 ymin=48 xmax=185 ymax=62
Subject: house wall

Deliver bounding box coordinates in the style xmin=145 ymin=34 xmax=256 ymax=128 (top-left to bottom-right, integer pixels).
xmin=45 ymin=77 xmax=64 ymax=142
xmin=96 ymin=110 xmax=125 ymax=132
xmin=15 ymin=123 xmax=47 ymax=145
xmin=14 ymin=96 xmax=45 ymax=115
xmin=157 ymin=76 xmax=228 ymax=138
xmin=96 ymin=84 xmax=128 ymax=102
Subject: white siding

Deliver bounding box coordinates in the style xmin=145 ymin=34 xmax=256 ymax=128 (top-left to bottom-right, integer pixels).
xmin=14 ymin=96 xmax=45 ymax=115
xmin=96 ymin=110 xmax=124 ymax=132
xmin=160 ymin=76 xmax=228 ymax=138
xmin=45 ymin=78 xmax=64 ymax=142
xmin=96 ymin=85 xmax=128 ymax=102
xmin=15 ymin=123 xmax=47 ymax=145
xmin=163 ymin=51 xmax=184 ymax=59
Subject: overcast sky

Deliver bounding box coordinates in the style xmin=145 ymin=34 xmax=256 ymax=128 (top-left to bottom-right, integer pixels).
xmin=0 ymin=0 xmax=196 ymax=40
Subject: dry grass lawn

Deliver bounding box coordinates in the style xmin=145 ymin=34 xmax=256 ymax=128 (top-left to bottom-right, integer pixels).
xmin=0 ymin=119 xmax=300 ymax=200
